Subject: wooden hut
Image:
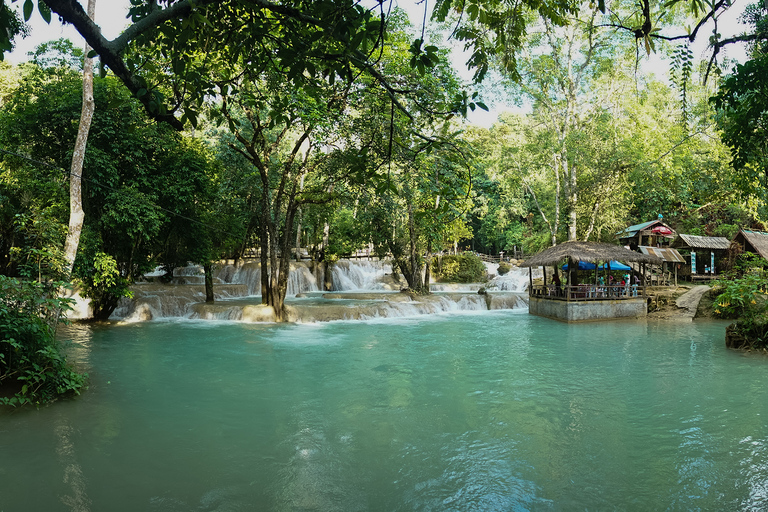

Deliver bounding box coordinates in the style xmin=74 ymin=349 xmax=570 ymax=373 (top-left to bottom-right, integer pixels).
xmin=616 ymin=219 xmax=676 ymax=249
xmin=732 ymin=229 xmax=768 ymax=261
xmin=521 ymin=241 xmax=661 ymax=322
xmin=671 ymin=234 xmax=730 ymax=282
xmin=637 ymin=246 xmax=686 ymax=286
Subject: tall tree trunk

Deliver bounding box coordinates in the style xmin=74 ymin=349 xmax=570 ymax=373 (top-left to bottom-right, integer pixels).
xmin=424 ymin=239 xmax=432 ymax=292
xmin=204 ymin=263 xmax=214 ymax=303
xmin=259 ymin=196 xmax=270 ymax=302
xmin=62 ymin=0 xmax=96 ymax=277
xmin=322 ymin=221 xmax=332 ymax=291
xmin=404 ymin=187 xmax=424 ymax=292
xmin=566 ymin=158 xmax=578 ymax=241
xmin=51 ymin=0 xmax=95 ymax=331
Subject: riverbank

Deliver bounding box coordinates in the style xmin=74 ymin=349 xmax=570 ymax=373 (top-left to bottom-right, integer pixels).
xmin=646 ymin=284 xmax=715 ymax=320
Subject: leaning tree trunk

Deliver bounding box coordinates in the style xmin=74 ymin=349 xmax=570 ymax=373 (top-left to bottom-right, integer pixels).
xmin=62 ymin=0 xmax=96 ymax=277
xmin=52 ymin=0 xmax=95 ymax=332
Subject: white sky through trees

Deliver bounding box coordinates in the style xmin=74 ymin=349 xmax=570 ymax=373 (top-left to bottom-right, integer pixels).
xmin=5 ymin=0 xmax=751 ymax=128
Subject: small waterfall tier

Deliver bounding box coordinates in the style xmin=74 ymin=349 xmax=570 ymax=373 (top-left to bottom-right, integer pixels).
xmin=486 ymin=266 xmax=540 ymax=292
xmin=330 ymin=260 xmax=397 ymax=290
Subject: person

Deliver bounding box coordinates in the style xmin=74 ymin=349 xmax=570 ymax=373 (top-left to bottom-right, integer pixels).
xmin=552 ymin=271 xmax=561 ymax=296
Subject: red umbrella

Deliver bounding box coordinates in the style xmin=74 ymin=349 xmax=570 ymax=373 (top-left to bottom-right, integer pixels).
xmin=651 ymin=226 xmax=674 ymax=236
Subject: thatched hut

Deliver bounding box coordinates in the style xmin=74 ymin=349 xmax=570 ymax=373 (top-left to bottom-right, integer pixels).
xmin=521 ymin=241 xmax=661 ymax=322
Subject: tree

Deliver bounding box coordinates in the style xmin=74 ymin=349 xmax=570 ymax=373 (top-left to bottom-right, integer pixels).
xmin=61 ymin=0 xmax=94 ymax=284
xmin=711 ymin=0 xmax=768 ymax=204
xmin=339 ymin=13 xmax=473 ymax=293
xmin=0 ymin=61 xmax=219 ymax=318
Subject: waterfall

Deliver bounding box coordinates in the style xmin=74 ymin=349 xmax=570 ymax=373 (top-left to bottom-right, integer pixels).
xmin=216 ymin=262 xmax=318 ymax=296
xmin=486 ymin=266 xmax=541 ymax=292
xmin=330 ymin=260 xmax=393 ymax=290
xmin=112 ymin=259 xmax=528 ymax=322
xmin=287 ymin=265 xmax=319 ymax=295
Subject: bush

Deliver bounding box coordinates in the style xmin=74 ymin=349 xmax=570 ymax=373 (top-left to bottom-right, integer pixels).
xmin=0 ymin=276 xmax=86 ymax=407
xmin=711 ymin=254 xmax=768 ymax=320
xmin=436 ymin=254 xmax=487 ymax=283
xmin=711 ymin=254 xmax=768 ymax=350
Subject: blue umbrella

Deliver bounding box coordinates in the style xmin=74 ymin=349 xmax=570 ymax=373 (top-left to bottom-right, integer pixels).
xmin=598 ymin=260 xmax=631 ymax=271
xmin=562 ymin=261 xmax=597 ymax=270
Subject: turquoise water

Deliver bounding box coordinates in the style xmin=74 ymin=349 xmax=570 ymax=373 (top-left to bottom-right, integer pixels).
xmin=1 ymin=312 xmax=766 ymax=511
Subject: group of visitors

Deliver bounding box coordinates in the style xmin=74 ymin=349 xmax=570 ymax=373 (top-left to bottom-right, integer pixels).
xmin=550 ymin=270 xmax=642 ymax=298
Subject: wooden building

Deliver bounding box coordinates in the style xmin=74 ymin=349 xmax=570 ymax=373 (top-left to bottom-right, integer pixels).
xmin=616 ymin=219 xmax=676 ymax=249
xmin=671 ymin=234 xmax=730 ymax=281
xmin=732 ymin=229 xmax=768 ymax=261
xmin=636 ymin=245 xmax=686 ymax=286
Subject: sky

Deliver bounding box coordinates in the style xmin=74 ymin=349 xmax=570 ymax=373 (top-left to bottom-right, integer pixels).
xmin=6 ymin=0 xmax=752 ymax=128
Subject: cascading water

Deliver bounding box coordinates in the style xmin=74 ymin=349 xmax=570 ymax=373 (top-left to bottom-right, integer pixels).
xmin=111 ymin=259 xmax=528 ymax=323
xmin=330 ymin=259 xmax=394 ymax=290
xmin=486 ymin=266 xmax=540 ymax=292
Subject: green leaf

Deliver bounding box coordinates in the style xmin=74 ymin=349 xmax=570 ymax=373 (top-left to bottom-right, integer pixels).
xmin=38 ymin=1 xmax=51 ymax=23
xmin=23 ymin=0 xmax=34 ymax=22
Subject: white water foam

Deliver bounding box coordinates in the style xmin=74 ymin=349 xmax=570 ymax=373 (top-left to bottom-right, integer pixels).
xmin=331 ymin=260 xmax=392 ymax=290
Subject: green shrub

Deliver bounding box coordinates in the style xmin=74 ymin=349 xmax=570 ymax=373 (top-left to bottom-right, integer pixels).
xmin=711 ymin=254 xmax=768 ymax=320
xmin=0 ymin=276 xmax=86 ymax=407
xmin=436 ymin=254 xmax=487 ymax=283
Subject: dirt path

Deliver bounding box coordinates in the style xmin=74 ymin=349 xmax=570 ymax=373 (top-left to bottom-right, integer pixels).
xmin=674 ymin=285 xmax=711 ymax=318
xmin=646 ymin=285 xmax=712 ymax=320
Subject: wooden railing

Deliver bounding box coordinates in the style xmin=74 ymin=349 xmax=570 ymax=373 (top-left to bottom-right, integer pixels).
xmin=530 ymin=284 xmax=646 ymax=301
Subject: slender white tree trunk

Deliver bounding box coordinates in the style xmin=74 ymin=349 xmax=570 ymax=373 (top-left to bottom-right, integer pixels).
xmin=62 ymin=0 xmax=96 ymax=277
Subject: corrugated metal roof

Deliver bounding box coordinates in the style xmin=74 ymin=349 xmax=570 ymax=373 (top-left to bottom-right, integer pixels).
xmin=616 ymin=220 xmax=657 ymax=238
xmin=638 ymin=246 xmax=686 ymax=263
xmin=675 ymin=234 xmax=730 ymax=250
xmin=617 ymin=220 xmax=676 ymax=239
xmin=738 ymin=230 xmax=768 ymax=260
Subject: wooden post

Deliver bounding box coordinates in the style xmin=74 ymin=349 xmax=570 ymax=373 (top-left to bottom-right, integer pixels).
xmin=529 ymin=267 xmax=534 ymax=293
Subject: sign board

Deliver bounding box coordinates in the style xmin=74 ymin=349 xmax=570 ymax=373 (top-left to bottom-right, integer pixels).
xmin=691 ymin=251 xmax=697 ymax=274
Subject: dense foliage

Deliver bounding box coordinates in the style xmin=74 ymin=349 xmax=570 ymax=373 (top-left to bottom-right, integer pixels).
xmin=711 ymin=255 xmax=768 ymax=350
xmin=0 ymin=276 xmax=85 ymax=407
xmin=434 ymin=254 xmax=487 ymax=283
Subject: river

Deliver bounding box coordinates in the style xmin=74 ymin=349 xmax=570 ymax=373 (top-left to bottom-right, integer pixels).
xmin=1 ymin=312 xmax=765 ymax=511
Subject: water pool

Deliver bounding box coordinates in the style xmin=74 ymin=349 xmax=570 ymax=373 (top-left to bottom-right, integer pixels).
xmin=1 ymin=312 xmax=766 ymax=511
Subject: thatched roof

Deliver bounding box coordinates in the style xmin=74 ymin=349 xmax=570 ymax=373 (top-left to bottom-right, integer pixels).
xmin=521 ymin=241 xmax=661 ymax=267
